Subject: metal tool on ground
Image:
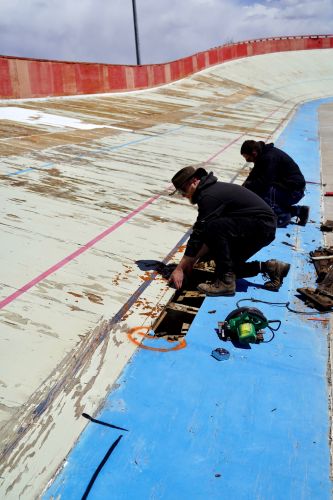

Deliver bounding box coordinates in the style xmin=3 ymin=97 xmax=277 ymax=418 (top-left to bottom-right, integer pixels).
xmin=211 ymin=348 xmax=230 ymax=361
xmin=217 ymin=307 xmax=281 ymax=344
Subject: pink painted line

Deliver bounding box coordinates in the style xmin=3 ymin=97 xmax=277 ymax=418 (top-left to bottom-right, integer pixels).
xmin=205 ymin=134 xmax=241 ymax=163
xmin=204 ymin=99 xmax=293 ymax=164
xmin=0 ymin=192 xmax=163 ymax=310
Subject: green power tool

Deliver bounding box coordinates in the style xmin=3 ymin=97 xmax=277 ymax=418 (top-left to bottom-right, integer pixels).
xmin=218 ymin=307 xmax=281 ymax=344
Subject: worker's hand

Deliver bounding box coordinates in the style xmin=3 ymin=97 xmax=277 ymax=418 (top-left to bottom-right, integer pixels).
xmin=169 ymin=267 xmax=184 ymax=289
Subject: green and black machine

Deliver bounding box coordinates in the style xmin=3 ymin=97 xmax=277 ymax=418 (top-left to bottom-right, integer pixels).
xmin=218 ymin=307 xmax=281 ymax=344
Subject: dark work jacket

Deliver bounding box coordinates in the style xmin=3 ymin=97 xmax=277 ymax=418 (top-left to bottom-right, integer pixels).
xmin=185 ymin=172 xmax=276 ymax=257
xmin=243 ymin=142 xmax=306 ymax=196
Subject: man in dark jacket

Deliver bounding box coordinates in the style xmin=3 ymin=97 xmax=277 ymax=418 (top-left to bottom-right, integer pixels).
xmin=169 ymin=165 xmax=290 ymax=296
xmin=240 ymin=140 xmax=309 ymax=227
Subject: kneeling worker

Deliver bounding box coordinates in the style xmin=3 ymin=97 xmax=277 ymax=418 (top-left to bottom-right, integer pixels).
xmin=169 ymin=166 xmax=290 ymax=296
xmin=240 ymin=140 xmax=309 ymax=227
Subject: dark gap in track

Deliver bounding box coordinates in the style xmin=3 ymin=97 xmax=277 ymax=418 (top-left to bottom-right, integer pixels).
xmin=151 ymin=264 xmax=215 ymax=340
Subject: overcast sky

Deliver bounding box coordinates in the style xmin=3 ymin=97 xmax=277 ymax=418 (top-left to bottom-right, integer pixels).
xmin=0 ymin=0 xmax=332 ymax=65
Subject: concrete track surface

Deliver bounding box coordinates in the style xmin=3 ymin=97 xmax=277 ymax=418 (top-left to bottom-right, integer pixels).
xmin=0 ymin=48 xmax=333 ymax=497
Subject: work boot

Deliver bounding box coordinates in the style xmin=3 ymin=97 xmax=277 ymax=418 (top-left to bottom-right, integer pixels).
xmin=277 ymin=213 xmax=291 ymax=228
xmin=197 ymin=272 xmax=236 ymax=296
xmin=297 ymin=205 xmax=310 ymax=226
xmin=262 ymin=260 xmax=290 ymax=291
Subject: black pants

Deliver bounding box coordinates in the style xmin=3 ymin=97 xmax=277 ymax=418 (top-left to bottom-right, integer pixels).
xmin=203 ymin=216 xmax=276 ymax=279
xmin=263 ymin=186 xmax=305 ymax=227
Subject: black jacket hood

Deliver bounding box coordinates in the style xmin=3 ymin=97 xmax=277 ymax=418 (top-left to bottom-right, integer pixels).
xmin=192 ymin=172 xmax=217 ymax=204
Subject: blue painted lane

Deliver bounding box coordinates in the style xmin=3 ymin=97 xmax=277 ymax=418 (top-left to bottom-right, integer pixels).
xmin=44 ymin=98 xmax=332 ymax=499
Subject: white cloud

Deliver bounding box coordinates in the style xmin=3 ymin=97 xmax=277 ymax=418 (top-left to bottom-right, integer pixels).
xmin=237 ymin=0 xmax=332 ymax=40
xmin=0 ymin=0 xmax=331 ymax=64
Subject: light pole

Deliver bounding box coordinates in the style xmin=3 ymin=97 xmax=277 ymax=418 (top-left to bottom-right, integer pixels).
xmin=131 ymin=0 xmax=141 ymax=65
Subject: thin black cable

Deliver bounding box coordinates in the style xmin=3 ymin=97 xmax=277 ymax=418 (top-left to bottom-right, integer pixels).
xmin=268 ymin=320 xmax=281 ymax=331
xmin=286 ymin=303 xmax=330 ymax=315
xmin=236 ymin=297 xmax=331 ymax=315
xmin=236 ymin=297 xmax=287 ymax=308
xmin=81 ymin=435 xmax=123 ymax=500
xmin=262 ymin=328 xmax=275 ymax=343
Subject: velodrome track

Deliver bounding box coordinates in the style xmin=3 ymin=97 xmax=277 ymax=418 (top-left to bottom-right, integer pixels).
xmin=0 ymin=37 xmax=333 ymax=497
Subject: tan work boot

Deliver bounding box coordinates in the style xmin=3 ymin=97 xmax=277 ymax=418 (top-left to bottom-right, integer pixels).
xmin=263 ymin=260 xmax=290 ymax=291
xmin=197 ymin=272 xmax=236 ymax=296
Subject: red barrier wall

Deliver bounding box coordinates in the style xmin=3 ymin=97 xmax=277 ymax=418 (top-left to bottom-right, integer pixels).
xmin=1 ymin=35 xmax=332 ymax=99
